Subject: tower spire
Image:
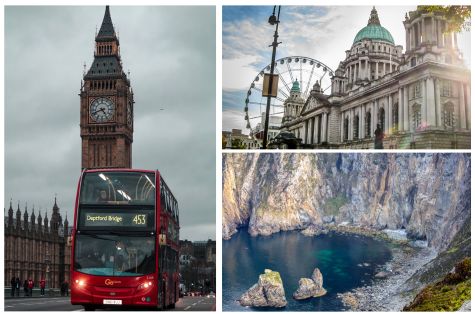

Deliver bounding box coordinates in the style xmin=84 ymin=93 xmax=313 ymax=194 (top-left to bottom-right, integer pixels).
xmin=96 ymin=5 xmax=116 ymax=40
xmin=368 ymin=6 xmax=381 ymax=26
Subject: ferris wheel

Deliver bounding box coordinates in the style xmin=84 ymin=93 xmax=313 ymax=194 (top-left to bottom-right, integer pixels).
xmin=244 ymin=56 xmax=334 ymax=131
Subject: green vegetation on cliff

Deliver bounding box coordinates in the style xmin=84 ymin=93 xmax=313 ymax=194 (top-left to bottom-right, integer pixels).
xmin=323 ymin=194 xmax=348 ymax=216
xmin=403 ymin=258 xmax=471 ymax=311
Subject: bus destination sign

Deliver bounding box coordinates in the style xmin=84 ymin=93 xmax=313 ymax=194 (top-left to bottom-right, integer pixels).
xmin=79 ymin=211 xmax=152 ymax=228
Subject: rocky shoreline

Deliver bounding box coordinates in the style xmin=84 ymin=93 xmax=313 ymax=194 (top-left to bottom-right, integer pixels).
xmin=337 ymin=242 xmax=437 ymax=311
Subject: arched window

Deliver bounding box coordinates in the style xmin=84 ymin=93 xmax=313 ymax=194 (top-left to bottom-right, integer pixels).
xmin=343 ymin=117 xmax=349 ymax=141
xmin=413 ymin=103 xmax=421 ymax=130
xmin=378 ymin=107 xmax=385 ymax=131
xmin=443 ymin=102 xmax=455 ymax=129
xmin=392 ymin=102 xmax=399 ymax=131
xmin=365 ymin=111 xmax=371 ymax=138
xmin=353 ymin=115 xmax=359 ymax=140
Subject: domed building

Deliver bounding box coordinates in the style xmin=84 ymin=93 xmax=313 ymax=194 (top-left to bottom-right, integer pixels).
xmin=281 ymin=6 xmax=470 ymax=149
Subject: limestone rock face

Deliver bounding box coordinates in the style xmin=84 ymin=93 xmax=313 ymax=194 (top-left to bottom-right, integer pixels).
xmin=239 ymin=269 xmax=287 ymax=308
xmin=222 ymin=154 xmax=470 ymax=252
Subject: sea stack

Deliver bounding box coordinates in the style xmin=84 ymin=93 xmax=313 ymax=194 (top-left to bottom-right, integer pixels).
xmin=239 ymin=269 xmax=287 ymax=308
xmin=293 ymin=268 xmax=327 ymax=300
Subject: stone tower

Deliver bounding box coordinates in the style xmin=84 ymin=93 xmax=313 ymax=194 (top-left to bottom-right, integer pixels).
xmin=80 ymin=6 xmax=134 ymax=169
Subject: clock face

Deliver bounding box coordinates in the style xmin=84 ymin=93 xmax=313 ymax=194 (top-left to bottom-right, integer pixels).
xmin=90 ymin=98 xmax=115 ymax=123
xmin=127 ymin=102 xmax=132 ymax=127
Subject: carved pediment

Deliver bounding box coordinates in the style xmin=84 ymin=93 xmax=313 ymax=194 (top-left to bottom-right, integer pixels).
xmin=300 ymin=95 xmax=329 ymax=116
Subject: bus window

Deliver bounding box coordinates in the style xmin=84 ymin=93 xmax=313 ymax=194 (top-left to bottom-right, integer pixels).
xmin=80 ymin=172 xmax=155 ymax=205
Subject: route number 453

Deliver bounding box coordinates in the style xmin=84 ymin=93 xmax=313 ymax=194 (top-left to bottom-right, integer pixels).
xmin=133 ymin=214 xmax=146 ymax=225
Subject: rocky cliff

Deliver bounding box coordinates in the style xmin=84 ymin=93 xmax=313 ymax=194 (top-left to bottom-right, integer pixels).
xmin=222 ymin=153 xmax=470 ymax=252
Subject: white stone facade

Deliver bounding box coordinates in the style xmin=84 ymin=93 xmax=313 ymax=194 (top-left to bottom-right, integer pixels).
xmin=280 ymin=7 xmax=470 ymax=149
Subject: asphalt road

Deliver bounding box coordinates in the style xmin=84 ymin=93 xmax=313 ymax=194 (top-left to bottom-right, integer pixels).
xmin=4 ymin=296 xmax=215 ymax=311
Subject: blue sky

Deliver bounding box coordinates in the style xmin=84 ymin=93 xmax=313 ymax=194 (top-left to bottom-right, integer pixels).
xmin=222 ymin=5 xmax=471 ymax=134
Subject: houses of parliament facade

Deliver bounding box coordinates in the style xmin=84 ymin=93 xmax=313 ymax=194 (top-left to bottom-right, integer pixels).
xmin=4 ymin=199 xmax=70 ymax=289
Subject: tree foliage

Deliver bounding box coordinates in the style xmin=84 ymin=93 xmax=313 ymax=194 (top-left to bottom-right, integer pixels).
xmin=417 ymin=5 xmax=471 ymax=32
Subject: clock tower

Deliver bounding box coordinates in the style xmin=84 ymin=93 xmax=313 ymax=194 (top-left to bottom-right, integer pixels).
xmin=80 ymin=6 xmax=133 ymax=169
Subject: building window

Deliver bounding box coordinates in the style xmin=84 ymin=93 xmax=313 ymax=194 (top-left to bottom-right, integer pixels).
xmin=411 ymin=57 xmax=416 ymax=67
xmin=344 ymin=118 xmax=349 ymax=141
xmin=413 ymin=103 xmax=421 ymax=130
xmin=414 ymin=82 xmax=421 ymax=98
xmin=378 ymin=107 xmax=385 ymax=132
xmin=353 ymin=115 xmax=359 ymax=140
xmin=442 ymin=80 xmax=452 ymax=97
xmin=392 ymin=102 xmax=399 ymax=131
xmin=443 ymin=102 xmax=455 ymax=129
xmin=365 ymin=111 xmax=371 ymax=138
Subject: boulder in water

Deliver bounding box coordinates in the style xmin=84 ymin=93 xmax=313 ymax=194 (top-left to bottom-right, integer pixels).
xmin=239 ymin=269 xmax=287 ymax=308
xmin=293 ymin=268 xmax=327 ymax=300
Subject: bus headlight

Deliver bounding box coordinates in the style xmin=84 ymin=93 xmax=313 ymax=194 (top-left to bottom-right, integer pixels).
xmin=75 ymin=279 xmax=85 ymax=287
xmin=138 ymin=281 xmax=153 ymax=290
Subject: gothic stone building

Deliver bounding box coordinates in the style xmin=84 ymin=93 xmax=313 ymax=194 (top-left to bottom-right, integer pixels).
xmin=4 ymin=199 xmax=71 ymax=289
xmin=281 ymin=7 xmax=470 ymax=149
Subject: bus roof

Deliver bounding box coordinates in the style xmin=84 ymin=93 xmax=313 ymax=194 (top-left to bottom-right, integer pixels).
xmin=83 ymin=168 xmax=157 ymax=174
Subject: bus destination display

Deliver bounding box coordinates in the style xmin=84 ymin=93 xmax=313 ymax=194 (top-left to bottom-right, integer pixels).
xmin=79 ymin=211 xmax=153 ymax=228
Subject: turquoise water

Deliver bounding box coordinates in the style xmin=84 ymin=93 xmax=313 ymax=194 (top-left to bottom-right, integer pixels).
xmin=223 ymin=229 xmax=392 ymax=311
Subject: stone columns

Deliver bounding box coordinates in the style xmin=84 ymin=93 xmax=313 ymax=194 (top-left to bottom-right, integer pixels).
xmin=340 ymin=112 xmax=344 ymax=142
xmin=384 ymin=99 xmax=389 ymax=134
xmin=322 ymin=113 xmax=328 ymax=142
xmin=459 ymin=82 xmax=466 ymax=129
xmin=426 ymin=77 xmax=436 ymax=126
xmin=349 ymin=109 xmax=353 ymax=141
xmin=315 ymin=115 xmax=320 ymax=143
xmin=398 ymin=88 xmax=403 ymax=131
xmin=353 ymin=64 xmax=357 ymax=83
xmin=383 ymin=62 xmax=386 ymax=76
xmin=371 ymin=100 xmax=377 ymax=135
xmin=421 ymin=79 xmax=427 ymax=125
xmin=304 ymin=120 xmax=309 ymax=144
xmin=376 ymin=62 xmax=379 ymax=79
xmin=388 ymin=94 xmax=393 ymax=135
xmin=435 ymin=78 xmax=441 ymax=127
xmin=406 ymin=26 xmax=410 ymax=50
xmin=404 ymin=86 xmax=409 ymax=131
xmin=359 ymin=105 xmax=364 ymax=139
xmin=466 ymin=84 xmax=471 ymax=129
xmin=367 ymin=60 xmax=371 ymax=80
xmin=421 ymin=18 xmax=425 ymax=43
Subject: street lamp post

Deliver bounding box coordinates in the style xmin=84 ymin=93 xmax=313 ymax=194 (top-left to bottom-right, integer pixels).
xmin=262 ymin=5 xmax=281 ymax=149
xmin=45 ymin=251 xmax=51 ymax=296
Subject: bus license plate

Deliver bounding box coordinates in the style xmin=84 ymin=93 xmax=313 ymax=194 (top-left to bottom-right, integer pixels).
xmin=103 ymin=299 xmax=122 ymax=305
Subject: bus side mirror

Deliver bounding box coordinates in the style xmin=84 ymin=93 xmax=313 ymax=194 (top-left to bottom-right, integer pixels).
xmin=159 ymin=234 xmax=167 ymax=246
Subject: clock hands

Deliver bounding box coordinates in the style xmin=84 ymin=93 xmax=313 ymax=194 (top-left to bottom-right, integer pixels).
xmin=92 ymin=107 xmax=107 ymax=115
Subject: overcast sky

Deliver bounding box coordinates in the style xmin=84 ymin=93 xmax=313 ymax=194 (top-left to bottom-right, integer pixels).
xmin=222 ymin=5 xmax=471 ymax=133
xmin=5 ymin=6 xmax=216 ymax=241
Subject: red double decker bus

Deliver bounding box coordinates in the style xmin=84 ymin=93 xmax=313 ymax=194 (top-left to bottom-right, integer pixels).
xmin=70 ymin=169 xmax=179 ymax=310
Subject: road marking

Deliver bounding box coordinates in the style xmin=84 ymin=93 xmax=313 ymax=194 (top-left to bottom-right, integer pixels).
xmin=184 ymin=306 xmax=191 ymax=310
xmin=73 ymin=309 xmax=84 ymax=312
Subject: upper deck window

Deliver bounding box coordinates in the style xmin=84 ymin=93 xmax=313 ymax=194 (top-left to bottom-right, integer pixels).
xmin=80 ymin=172 xmax=155 ymax=205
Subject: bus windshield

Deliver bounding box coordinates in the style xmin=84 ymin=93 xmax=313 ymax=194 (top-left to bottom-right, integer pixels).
xmin=74 ymin=233 xmax=156 ymax=276
xmin=80 ymin=172 xmax=155 ymax=205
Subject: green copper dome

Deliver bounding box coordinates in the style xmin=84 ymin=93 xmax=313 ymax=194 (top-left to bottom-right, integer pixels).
xmin=291 ymin=80 xmax=300 ymax=93
xmin=353 ymin=7 xmax=394 ymax=45
xmin=353 ymin=24 xmax=394 ymax=44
